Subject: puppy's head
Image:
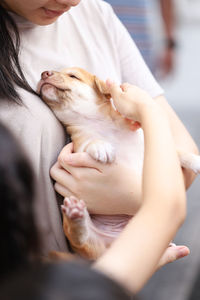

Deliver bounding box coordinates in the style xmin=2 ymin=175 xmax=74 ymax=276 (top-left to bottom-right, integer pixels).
xmin=37 ymin=67 xmax=111 ymax=124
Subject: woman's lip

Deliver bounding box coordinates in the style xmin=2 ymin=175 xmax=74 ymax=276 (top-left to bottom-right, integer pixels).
xmin=43 ymin=7 xmax=67 ymax=18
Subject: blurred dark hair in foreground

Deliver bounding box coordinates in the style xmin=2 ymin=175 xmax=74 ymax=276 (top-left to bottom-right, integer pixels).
xmin=0 ymin=122 xmax=40 ymax=279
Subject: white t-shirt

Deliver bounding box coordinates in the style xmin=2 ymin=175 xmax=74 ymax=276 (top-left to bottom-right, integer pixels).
xmin=0 ymin=0 xmax=164 ymax=255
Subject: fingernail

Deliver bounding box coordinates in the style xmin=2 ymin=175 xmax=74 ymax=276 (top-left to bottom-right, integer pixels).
xmin=177 ymin=247 xmax=190 ymax=258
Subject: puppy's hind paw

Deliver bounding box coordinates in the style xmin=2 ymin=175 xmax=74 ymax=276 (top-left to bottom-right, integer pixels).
xmin=190 ymin=155 xmax=200 ymax=174
xmin=61 ymin=196 xmax=86 ymax=220
xmin=180 ymin=152 xmax=200 ymax=174
xmin=85 ymin=140 xmax=115 ymax=163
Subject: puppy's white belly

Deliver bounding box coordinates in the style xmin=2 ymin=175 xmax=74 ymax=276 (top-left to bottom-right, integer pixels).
xmin=112 ymin=128 xmax=144 ymax=174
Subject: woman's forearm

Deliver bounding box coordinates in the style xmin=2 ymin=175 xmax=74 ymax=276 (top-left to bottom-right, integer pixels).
xmin=94 ymin=103 xmax=186 ymax=293
xmin=154 ymin=95 xmax=199 ymax=188
xmin=141 ymin=103 xmax=185 ymax=208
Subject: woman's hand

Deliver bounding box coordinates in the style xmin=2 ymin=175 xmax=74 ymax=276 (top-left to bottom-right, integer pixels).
xmin=106 ymin=80 xmax=157 ymax=123
xmin=157 ymin=243 xmax=189 ymax=270
xmin=50 ymin=143 xmax=142 ymax=215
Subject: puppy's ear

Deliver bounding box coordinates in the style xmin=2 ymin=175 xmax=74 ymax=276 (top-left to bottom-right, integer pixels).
xmin=94 ymin=76 xmax=111 ymax=100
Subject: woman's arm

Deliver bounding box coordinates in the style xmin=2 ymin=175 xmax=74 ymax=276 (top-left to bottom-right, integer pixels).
xmin=158 ymin=0 xmax=176 ymax=76
xmin=154 ymin=95 xmax=199 ymax=188
xmin=93 ymin=82 xmax=187 ymax=293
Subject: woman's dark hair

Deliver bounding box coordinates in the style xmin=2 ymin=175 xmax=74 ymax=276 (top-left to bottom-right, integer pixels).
xmin=0 ymin=123 xmax=40 ymax=279
xmin=0 ymin=3 xmax=37 ymax=103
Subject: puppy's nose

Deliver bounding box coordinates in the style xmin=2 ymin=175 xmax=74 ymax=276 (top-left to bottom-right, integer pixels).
xmin=41 ymin=71 xmax=53 ymax=80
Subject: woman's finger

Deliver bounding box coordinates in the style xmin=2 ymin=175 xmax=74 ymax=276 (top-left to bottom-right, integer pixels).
xmin=120 ymin=82 xmax=132 ymax=92
xmin=58 ymin=148 xmax=104 ymax=172
xmin=50 ymin=162 xmax=76 ymax=190
xmin=54 ymin=182 xmax=73 ymax=198
xmin=106 ymin=79 xmax=122 ymax=98
xmin=157 ymin=245 xmax=190 ymax=270
xmin=58 ymin=142 xmax=74 ymax=159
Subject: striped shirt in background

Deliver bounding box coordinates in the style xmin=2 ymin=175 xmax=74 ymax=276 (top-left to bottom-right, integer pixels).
xmin=106 ymin=0 xmax=153 ymax=69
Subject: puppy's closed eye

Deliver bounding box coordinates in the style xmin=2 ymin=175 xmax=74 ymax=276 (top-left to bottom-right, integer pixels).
xmin=69 ymin=74 xmax=80 ymax=80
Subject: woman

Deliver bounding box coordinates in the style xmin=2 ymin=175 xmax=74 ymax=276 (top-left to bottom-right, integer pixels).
xmin=0 ymin=0 xmax=197 ymax=257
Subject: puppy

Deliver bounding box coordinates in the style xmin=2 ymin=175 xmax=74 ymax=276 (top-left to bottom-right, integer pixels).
xmin=37 ymin=67 xmax=200 ymax=260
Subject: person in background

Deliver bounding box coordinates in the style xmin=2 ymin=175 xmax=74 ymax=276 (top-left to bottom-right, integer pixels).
xmin=106 ymin=0 xmax=176 ymax=77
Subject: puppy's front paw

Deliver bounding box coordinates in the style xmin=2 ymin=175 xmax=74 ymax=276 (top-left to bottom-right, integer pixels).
xmin=85 ymin=140 xmax=115 ymax=163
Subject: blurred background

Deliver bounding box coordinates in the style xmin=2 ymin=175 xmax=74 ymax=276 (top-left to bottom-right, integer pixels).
xmin=106 ymin=1 xmax=200 ymax=299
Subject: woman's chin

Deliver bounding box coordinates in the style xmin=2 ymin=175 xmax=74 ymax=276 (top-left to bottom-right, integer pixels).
xmin=23 ymin=9 xmax=67 ymax=26
xmin=27 ymin=16 xmax=60 ymax=26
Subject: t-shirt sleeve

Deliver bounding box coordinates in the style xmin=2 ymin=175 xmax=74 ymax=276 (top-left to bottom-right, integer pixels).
xmin=99 ymin=1 xmax=164 ymax=98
